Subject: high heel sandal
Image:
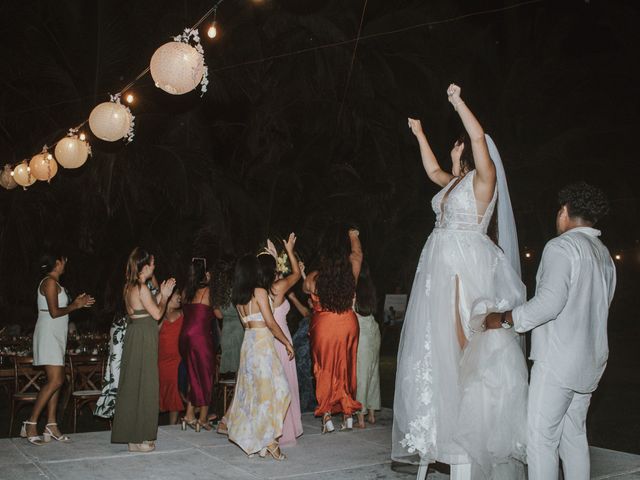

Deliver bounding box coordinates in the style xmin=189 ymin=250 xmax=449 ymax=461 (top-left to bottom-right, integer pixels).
xmin=20 ymin=421 xmax=44 ymax=446
xmin=181 ymin=417 xmax=200 ymax=432
xmin=197 ymin=420 xmax=212 ymax=432
xmin=216 ymin=419 xmax=228 ymax=436
xmin=43 ymin=423 xmax=71 ymax=443
xmin=340 ymin=416 xmax=353 ymax=431
xmin=321 ymin=413 xmax=335 ymax=434
xmin=258 ymin=443 xmax=286 ymax=461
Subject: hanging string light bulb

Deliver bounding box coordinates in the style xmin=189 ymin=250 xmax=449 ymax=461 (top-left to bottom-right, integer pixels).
xmin=207 ymin=8 xmax=218 ymax=39
xmin=126 ymin=93 xmax=134 ymax=104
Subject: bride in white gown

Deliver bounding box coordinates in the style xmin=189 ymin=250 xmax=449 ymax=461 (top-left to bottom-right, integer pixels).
xmin=392 ymin=84 xmax=528 ymax=479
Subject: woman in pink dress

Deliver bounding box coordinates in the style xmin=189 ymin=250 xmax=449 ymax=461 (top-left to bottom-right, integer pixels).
xmin=256 ymin=234 xmax=303 ymax=445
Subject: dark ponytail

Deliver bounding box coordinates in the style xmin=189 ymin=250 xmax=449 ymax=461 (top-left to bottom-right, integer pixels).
xmin=39 ymin=251 xmax=65 ymax=276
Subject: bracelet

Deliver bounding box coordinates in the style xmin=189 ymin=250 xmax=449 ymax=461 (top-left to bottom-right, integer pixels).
xmin=452 ymin=100 xmax=465 ymax=111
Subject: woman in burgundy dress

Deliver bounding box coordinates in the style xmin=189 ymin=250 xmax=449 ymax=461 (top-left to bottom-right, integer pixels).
xmin=179 ymin=259 xmax=216 ymax=432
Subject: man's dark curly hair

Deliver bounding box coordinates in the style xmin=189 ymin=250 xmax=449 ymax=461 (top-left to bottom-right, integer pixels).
xmin=558 ymin=182 xmax=609 ymax=225
xmin=316 ymin=223 xmax=356 ymax=313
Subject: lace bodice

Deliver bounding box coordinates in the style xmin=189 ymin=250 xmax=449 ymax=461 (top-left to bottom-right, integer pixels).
xmin=431 ymin=170 xmax=496 ymax=233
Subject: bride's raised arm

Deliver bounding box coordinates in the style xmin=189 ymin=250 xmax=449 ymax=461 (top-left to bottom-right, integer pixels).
xmin=447 ymin=84 xmax=496 ymax=200
xmin=408 ymin=118 xmax=453 ymax=188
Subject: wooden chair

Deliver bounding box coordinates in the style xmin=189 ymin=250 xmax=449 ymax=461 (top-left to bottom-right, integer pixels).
xmin=8 ymin=356 xmax=45 ymax=436
xmin=66 ymin=354 xmax=105 ymax=433
xmin=219 ymin=377 xmax=236 ymax=413
xmin=0 ymin=355 xmax=14 ymax=403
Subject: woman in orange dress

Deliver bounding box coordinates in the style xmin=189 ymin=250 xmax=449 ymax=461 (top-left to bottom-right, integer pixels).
xmin=158 ymin=291 xmax=184 ymax=425
xmin=303 ymin=225 xmax=363 ymax=433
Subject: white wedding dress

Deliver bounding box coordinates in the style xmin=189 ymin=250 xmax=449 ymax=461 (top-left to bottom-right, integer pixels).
xmin=392 ymin=136 xmax=528 ymax=479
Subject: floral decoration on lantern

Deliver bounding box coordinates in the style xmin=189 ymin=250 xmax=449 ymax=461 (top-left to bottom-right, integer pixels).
xmin=89 ymin=94 xmax=135 ymax=143
xmin=11 ymin=161 xmax=36 ymax=189
xmin=30 ymin=147 xmax=59 ymax=182
xmin=0 ymin=164 xmax=18 ymax=190
xmin=55 ymin=129 xmax=91 ymax=169
xmin=150 ymin=28 xmax=209 ymax=96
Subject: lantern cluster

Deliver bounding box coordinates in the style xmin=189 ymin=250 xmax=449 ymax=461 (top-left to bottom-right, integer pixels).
xmin=2 ymin=13 xmax=220 ymax=191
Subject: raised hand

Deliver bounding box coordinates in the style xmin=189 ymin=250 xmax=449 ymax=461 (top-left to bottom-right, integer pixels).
xmin=161 ymin=278 xmax=177 ymax=298
xmin=407 ymin=118 xmax=425 ymax=139
xmin=283 ymin=232 xmax=297 ymax=253
xmin=447 ymin=83 xmax=463 ymax=107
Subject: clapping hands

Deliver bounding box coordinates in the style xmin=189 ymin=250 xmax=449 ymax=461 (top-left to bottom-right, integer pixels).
xmin=160 ymin=278 xmax=176 ymax=298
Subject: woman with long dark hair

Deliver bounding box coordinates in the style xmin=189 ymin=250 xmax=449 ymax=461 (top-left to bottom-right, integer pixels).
xmin=257 ymin=234 xmax=303 ymax=445
xmin=393 ymin=85 xmax=527 ymax=478
xmin=303 ymin=225 xmax=363 ymax=433
xmin=225 ymin=254 xmax=293 ymax=460
xmin=111 ymin=247 xmax=176 ymax=452
xmin=354 ymin=261 xmax=381 ymax=428
xmin=179 ymin=258 xmax=216 ymax=432
xmin=23 ymin=252 xmax=95 ymax=445
xmin=214 ymin=256 xmax=243 ymax=376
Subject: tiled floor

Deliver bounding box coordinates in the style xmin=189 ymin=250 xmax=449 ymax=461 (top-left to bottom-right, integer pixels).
xmin=1 ymin=409 xmax=639 ymax=479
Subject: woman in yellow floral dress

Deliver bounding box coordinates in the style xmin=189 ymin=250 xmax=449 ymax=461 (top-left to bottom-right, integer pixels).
xmin=226 ymin=253 xmax=294 ymax=460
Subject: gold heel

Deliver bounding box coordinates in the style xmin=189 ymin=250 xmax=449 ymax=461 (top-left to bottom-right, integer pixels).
xmin=264 ymin=442 xmax=286 ymax=461
xmin=181 ymin=417 xmax=199 ymax=432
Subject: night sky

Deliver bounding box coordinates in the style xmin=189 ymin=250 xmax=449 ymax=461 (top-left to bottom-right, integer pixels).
xmin=0 ymin=0 xmax=638 ymax=330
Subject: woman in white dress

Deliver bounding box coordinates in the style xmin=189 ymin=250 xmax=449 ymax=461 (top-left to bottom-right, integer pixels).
xmin=392 ymin=85 xmax=528 ymax=479
xmin=23 ymin=253 xmax=95 ymax=445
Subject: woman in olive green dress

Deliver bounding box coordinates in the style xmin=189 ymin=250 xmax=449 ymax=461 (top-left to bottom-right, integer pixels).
xmin=111 ymin=247 xmax=176 ymax=452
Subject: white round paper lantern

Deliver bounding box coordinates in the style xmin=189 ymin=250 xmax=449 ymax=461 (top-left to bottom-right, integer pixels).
xmin=29 ymin=153 xmax=58 ymax=181
xmin=12 ymin=162 xmax=36 ymax=188
xmin=150 ymin=41 xmax=204 ymax=95
xmin=55 ymin=136 xmax=89 ymax=169
xmin=0 ymin=165 xmax=17 ymax=189
xmin=89 ymin=102 xmax=132 ymax=141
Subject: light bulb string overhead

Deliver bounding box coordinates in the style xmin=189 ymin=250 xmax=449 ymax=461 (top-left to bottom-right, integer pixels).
xmin=5 ymin=0 xmax=541 ymax=171
xmin=5 ymin=0 xmax=226 ymax=170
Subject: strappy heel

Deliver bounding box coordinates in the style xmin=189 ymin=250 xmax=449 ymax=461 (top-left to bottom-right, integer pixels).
xmin=216 ymin=419 xmax=228 ymax=436
xmin=258 ymin=442 xmax=286 ymax=461
xmin=340 ymin=416 xmax=353 ymax=431
xmin=321 ymin=413 xmax=335 ymax=434
xmin=43 ymin=423 xmax=71 ymax=443
xmin=197 ymin=420 xmax=212 ymax=431
xmin=20 ymin=421 xmax=44 ymax=446
xmin=181 ymin=417 xmax=200 ymax=432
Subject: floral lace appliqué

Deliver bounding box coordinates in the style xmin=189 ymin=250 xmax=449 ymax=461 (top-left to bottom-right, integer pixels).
xmin=399 ymin=313 xmax=437 ymax=458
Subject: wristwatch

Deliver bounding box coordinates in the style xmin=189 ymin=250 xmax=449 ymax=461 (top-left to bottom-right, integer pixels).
xmin=500 ymin=311 xmax=512 ymax=329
